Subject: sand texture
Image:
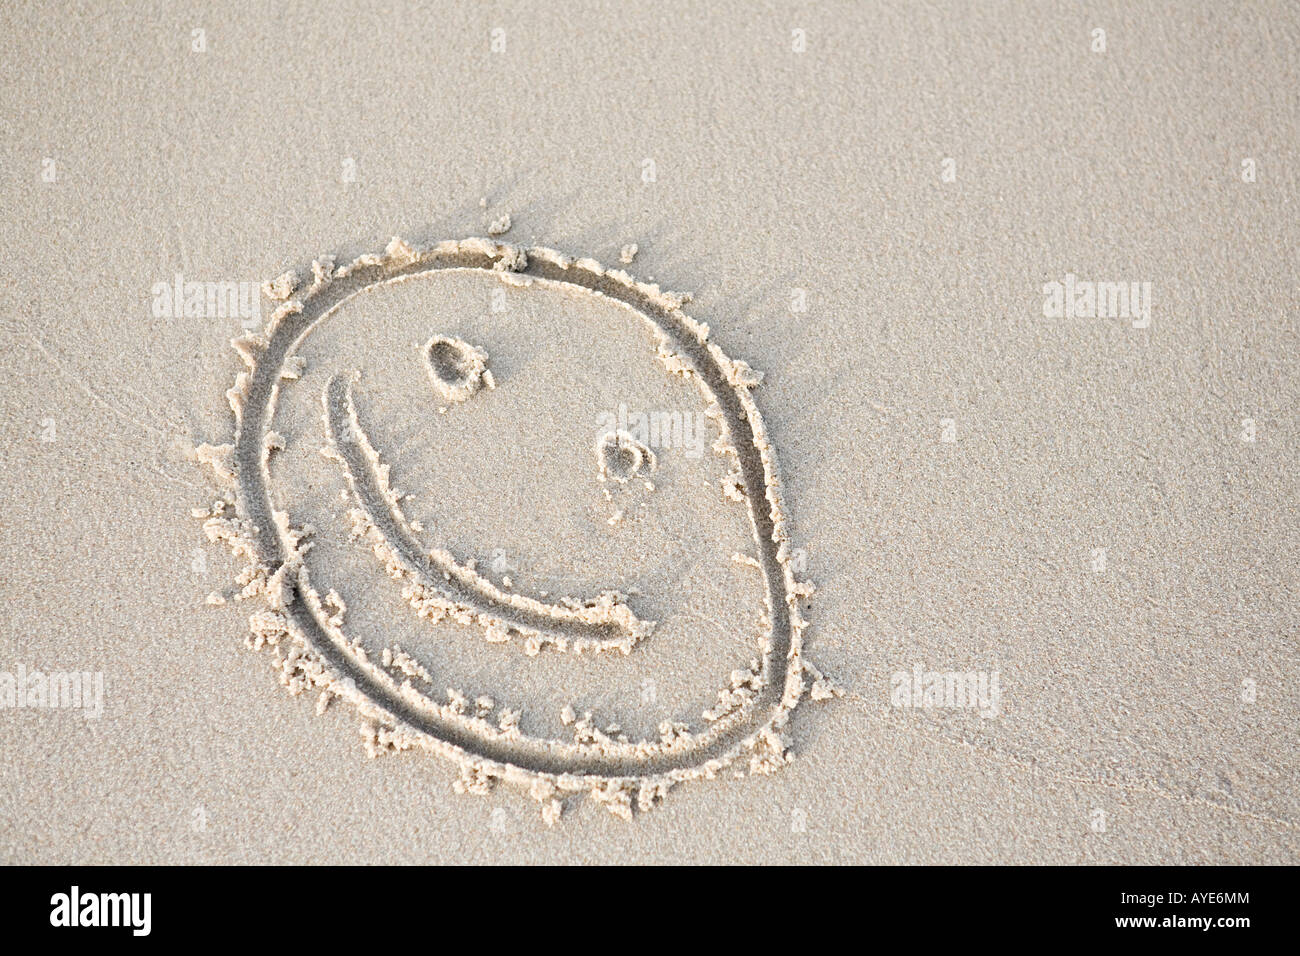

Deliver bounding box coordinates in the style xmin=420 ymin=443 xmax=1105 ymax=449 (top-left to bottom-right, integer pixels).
xmin=1 ymin=1 xmax=1297 ymax=863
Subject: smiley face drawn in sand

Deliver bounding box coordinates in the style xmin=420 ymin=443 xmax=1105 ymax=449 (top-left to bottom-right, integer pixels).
xmin=195 ymin=236 xmax=838 ymax=822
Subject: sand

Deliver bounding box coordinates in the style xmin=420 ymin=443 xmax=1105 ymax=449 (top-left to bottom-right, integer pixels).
xmin=0 ymin=0 xmax=1297 ymax=863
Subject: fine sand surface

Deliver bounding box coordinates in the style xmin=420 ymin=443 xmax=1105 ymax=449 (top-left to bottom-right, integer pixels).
xmin=1 ymin=1 xmax=1297 ymax=864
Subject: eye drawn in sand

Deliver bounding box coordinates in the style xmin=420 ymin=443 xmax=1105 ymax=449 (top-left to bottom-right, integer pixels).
xmin=421 ymin=334 xmax=493 ymax=404
xmin=195 ymin=235 xmax=838 ymax=823
xmin=596 ymin=430 xmax=657 ymax=485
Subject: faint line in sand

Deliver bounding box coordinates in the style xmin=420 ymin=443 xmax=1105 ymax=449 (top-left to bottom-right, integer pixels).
xmin=838 ymin=690 xmax=1295 ymax=831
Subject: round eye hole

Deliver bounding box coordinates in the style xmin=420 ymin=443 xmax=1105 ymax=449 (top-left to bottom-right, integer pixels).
xmin=197 ymin=236 xmax=835 ymax=824
xmin=423 ymin=334 xmax=494 ymax=403
xmin=597 ymin=430 xmax=656 ymax=484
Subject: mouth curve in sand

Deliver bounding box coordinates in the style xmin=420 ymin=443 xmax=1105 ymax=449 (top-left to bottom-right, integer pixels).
xmin=198 ymin=236 xmax=836 ymax=821
xmin=323 ymin=372 xmax=653 ymax=655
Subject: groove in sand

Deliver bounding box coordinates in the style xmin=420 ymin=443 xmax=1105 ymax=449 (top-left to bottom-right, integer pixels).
xmin=323 ymin=373 xmax=652 ymax=655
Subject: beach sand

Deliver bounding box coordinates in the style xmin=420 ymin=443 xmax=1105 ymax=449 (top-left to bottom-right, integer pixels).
xmin=1 ymin=0 xmax=1296 ymax=863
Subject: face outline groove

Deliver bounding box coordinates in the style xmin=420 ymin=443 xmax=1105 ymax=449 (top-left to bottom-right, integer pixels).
xmin=202 ymin=236 xmax=834 ymax=821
